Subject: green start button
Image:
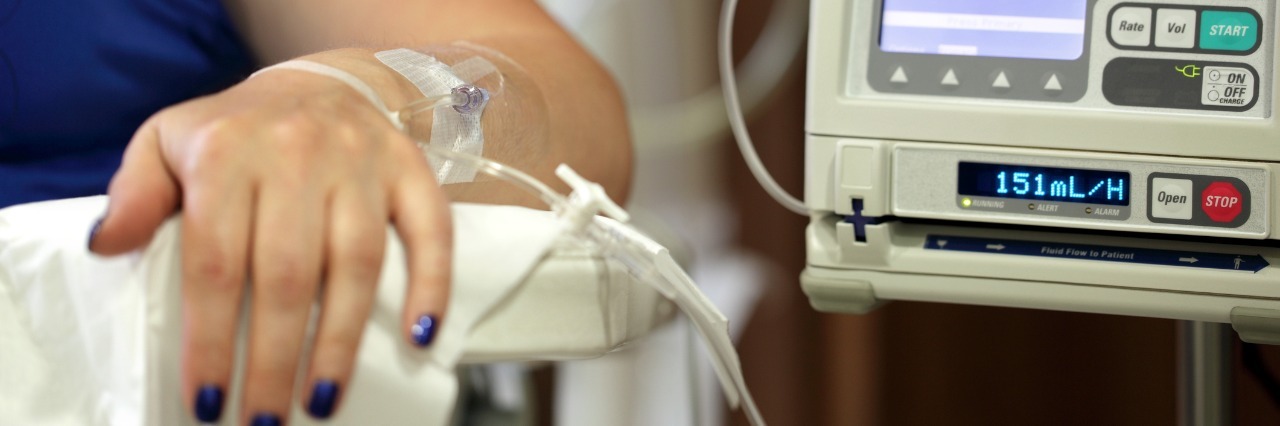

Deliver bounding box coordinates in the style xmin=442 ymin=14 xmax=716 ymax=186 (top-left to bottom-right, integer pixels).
xmin=1200 ymin=10 xmax=1259 ymax=51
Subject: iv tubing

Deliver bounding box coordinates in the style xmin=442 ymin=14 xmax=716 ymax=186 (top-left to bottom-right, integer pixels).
xmin=718 ymin=0 xmax=809 ymax=215
xmin=416 ymin=97 xmax=766 ymax=426
xmin=421 ymin=144 xmax=565 ymax=210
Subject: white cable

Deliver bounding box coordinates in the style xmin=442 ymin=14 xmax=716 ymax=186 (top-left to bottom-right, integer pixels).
xmin=719 ymin=0 xmax=809 ymax=216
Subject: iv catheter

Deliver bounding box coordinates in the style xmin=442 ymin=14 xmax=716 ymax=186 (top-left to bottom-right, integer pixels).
xmin=396 ymin=85 xmax=491 ymax=125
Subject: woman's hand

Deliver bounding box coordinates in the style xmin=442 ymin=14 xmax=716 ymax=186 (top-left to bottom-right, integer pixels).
xmin=88 ymin=59 xmax=452 ymax=424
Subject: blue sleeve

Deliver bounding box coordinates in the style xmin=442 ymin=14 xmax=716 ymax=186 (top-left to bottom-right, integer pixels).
xmin=0 ymin=0 xmax=256 ymax=207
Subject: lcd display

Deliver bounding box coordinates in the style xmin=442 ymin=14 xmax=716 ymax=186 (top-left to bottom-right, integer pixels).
xmin=958 ymin=162 xmax=1130 ymax=206
xmin=880 ymin=0 xmax=1088 ymax=60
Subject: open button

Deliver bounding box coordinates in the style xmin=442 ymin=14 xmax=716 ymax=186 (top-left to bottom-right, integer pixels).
xmin=1151 ymin=178 xmax=1193 ymax=220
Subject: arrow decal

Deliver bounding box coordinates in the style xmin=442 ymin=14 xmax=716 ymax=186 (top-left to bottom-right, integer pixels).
xmin=925 ymin=235 xmax=1269 ymax=273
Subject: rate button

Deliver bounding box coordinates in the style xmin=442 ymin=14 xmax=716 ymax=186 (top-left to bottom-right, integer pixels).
xmin=1201 ymin=181 xmax=1244 ymax=223
xmin=1111 ymin=7 xmax=1153 ymax=47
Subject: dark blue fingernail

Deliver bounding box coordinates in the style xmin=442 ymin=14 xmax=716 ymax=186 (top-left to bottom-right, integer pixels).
xmin=86 ymin=216 xmax=104 ymax=250
xmin=250 ymin=413 xmax=282 ymax=426
xmin=193 ymin=385 xmax=224 ymax=423
xmin=411 ymin=314 xmax=438 ymax=347
xmin=308 ymin=379 xmax=341 ymax=419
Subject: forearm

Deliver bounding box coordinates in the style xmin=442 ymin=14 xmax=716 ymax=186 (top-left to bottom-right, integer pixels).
xmin=274 ymin=37 xmax=631 ymax=208
xmin=434 ymin=34 xmax=632 ymax=207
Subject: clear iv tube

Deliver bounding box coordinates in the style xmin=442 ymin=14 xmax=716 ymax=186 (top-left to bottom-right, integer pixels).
xmin=411 ymin=82 xmax=764 ymax=426
xmin=416 ymin=112 xmax=639 ymax=262
xmin=400 ymin=92 xmax=460 ymax=117
xmin=425 ymin=141 xmax=659 ymax=280
xmin=420 ymin=143 xmax=566 ymax=210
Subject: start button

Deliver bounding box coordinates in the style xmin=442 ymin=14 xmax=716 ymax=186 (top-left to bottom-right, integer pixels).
xmin=1200 ymin=10 xmax=1259 ymax=51
xmin=1201 ymin=181 xmax=1244 ymax=222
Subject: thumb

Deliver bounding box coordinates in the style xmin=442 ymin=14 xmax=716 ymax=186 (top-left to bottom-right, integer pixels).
xmin=89 ymin=119 xmax=181 ymax=255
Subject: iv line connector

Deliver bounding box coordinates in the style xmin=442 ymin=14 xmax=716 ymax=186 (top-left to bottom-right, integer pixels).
xmin=452 ymin=85 xmax=489 ymax=114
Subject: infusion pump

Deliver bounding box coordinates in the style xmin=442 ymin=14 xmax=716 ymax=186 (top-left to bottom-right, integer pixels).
xmin=802 ymin=0 xmax=1280 ymax=340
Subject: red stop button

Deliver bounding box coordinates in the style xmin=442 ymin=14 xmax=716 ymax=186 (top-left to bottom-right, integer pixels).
xmin=1201 ymin=181 xmax=1244 ymax=223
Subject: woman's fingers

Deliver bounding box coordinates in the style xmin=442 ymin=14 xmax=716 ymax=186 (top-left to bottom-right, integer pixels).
xmin=304 ymin=185 xmax=386 ymax=419
xmin=178 ymin=157 xmax=254 ymax=424
xmin=149 ymin=82 xmax=453 ymax=424
xmin=241 ymin=155 xmax=328 ymax=425
xmin=388 ymin=139 xmax=453 ymax=349
xmin=89 ymin=118 xmax=180 ymax=255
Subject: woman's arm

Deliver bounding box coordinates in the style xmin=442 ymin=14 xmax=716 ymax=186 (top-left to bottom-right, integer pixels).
xmin=88 ymin=1 xmax=631 ymax=423
xmin=227 ymin=0 xmax=633 ymax=204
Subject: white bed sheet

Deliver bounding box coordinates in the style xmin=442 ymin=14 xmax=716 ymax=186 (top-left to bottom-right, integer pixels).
xmin=0 ymin=196 xmax=667 ymax=425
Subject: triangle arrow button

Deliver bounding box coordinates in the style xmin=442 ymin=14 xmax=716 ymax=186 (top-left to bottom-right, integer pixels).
xmin=890 ymin=66 xmax=909 ymax=84
xmin=941 ymin=69 xmax=959 ymax=86
xmin=992 ymin=71 xmax=1011 ymax=89
xmin=1044 ymin=74 xmax=1063 ymax=91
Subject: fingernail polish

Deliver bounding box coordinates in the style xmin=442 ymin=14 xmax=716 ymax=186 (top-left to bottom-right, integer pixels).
xmin=308 ymin=380 xmax=341 ymax=419
xmin=411 ymin=314 xmax=438 ymax=347
xmin=250 ymin=413 xmax=282 ymax=426
xmin=193 ymin=385 xmax=224 ymax=423
xmin=86 ymin=216 xmax=104 ymax=250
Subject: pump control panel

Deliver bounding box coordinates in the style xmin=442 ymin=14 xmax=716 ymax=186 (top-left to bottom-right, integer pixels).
xmin=802 ymin=0 xmax=1280 ymax=324
xmin=863 ymin=0 xmax=1271 ymax=116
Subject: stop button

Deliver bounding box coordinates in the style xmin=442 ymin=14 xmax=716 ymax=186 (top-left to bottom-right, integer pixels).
xmin=1201 ymin=181 xmax=1244 ymax=222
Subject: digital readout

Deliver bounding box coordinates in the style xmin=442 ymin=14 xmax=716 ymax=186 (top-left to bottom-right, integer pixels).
xmin=880 ymin=0 xmax=1088 ymax=60
xmin=958 ymin=162 xmax=1130 ymax=206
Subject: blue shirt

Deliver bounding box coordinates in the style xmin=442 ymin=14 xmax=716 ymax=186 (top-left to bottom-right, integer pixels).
xmin=0 ymin=0 xmax=256 ymax=207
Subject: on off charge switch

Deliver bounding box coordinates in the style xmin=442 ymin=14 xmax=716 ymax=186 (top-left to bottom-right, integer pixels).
xmin=1201 ymin=181 xmax=1243 ymax=223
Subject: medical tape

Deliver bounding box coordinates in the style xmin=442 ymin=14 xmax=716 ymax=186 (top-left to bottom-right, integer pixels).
xmin=376 ymin=48 xmax=497 ymax=184
xmin=250 ymin=60 xmax=404 ymax=130
xmin=450 ymin=57 xmax=500 ymax=89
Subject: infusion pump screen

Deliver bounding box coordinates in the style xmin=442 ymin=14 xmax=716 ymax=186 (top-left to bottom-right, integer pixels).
xmin=880 ymin=0 xmax=1088 ymax=60
xmin=958 ymin=162 xmax=1130 ymax=206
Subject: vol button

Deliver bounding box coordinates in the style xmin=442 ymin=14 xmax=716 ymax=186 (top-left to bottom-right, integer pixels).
xmin=1201 ymin=181 xmax=1243 ymax=223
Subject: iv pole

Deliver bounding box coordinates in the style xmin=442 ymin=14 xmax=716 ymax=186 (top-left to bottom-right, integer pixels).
xmin=1178 ymin=321 xmax=1233 ymax=426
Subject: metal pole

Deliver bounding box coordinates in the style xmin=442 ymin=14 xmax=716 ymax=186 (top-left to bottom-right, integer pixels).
xmin=1177 ymin=321 xmax=1233 ymax=426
